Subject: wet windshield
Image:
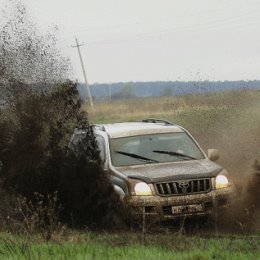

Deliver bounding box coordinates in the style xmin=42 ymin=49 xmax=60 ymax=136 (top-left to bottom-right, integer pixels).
xmin=110 ymin=132 xmax=205 ymax=166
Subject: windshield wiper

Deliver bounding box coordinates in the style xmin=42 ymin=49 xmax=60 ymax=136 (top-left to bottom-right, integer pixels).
xmin=153 ymin=150 xmax=196 ymax=160
xmin=115 ymin=151 xmax=159 ymax=163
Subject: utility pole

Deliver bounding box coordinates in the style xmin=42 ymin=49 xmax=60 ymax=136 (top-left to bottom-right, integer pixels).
xmin=108 ymin=84 xmax=112 ymax=101
xmin=72 ymin=37 xmax=94 ymax=110
xmin=197 ymin=71 xmax=202 ymax=94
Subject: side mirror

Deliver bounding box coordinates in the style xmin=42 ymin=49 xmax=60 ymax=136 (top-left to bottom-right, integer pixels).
xmin=208 ymin=149 xmax=219 ymax=161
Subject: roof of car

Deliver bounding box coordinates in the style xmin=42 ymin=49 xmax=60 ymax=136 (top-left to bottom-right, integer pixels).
xmin=94 ymin=121 xmax=184 ymax=138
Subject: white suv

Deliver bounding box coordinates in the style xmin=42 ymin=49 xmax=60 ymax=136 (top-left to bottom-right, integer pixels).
xmin=71 ymin=118 xmax=235 ymax=221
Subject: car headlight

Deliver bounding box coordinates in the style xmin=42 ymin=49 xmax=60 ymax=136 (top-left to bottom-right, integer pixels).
xmin=134 ymin=182 xmax=153 ymax=196
xmin=215 ymin=174 xmax=230 ymax=189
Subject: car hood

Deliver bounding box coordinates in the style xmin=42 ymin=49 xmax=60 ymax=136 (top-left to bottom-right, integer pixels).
xmin=115 ymin=159 xmax=223 ymax=183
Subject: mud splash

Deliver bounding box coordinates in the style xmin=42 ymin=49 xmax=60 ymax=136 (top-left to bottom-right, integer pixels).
xmin=204 ymin=97 xmax=260 ymax=233
xmin=0 ymin=0 xmax=71 ymax=100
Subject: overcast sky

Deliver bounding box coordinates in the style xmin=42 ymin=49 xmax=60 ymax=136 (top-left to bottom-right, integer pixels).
xmin=3 ymin=0 xmax=260 ymax=83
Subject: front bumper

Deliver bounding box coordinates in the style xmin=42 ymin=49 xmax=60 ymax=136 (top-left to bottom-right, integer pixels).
xmin=125 ymin=186 xmax=236 ymax=220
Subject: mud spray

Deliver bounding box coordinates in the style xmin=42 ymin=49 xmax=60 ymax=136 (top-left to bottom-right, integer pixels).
xmin=0 ymin=0 xmax=71 ymax=97
xmin=193 ymin=91 xmax=260 ymax=232
xmin=221 ymin=100 xmax=260 ymax=232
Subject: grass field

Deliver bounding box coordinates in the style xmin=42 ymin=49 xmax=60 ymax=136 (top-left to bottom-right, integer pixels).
xmin=88 ymin=89 xmax=260 ymax=124
xmin=0 ymin=232 xmax=259 ymax=260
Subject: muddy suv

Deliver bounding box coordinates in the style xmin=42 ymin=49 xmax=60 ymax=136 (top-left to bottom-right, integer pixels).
xmin=71 ymin=118 xmax=235 ymax=220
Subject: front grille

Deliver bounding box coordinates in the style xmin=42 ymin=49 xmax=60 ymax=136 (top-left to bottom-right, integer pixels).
xmin=155 ymin=178 xmax=211 ymax=196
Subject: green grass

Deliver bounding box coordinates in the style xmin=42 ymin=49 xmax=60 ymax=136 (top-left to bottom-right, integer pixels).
xmin=0 ymin=232 xmax=259 ymax=260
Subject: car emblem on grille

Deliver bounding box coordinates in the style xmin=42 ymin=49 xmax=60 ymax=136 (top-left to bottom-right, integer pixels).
xmin=178 ymin=181 xmax=190 ymax=193
xmin=178 ymin=181 xmax=190 ymax=189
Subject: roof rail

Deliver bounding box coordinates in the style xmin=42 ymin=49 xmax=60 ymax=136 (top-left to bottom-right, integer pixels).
xmin=142 ymin=118 xmax=173 ymax=125
xmin=93 ymin=124 xmax=106 ymax=131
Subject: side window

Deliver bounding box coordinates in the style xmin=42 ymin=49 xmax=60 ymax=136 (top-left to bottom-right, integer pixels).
xmin=95 ymin=135 xmax=106 ymax=162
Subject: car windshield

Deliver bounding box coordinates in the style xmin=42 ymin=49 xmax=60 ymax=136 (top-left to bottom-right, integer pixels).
xmin=110 ymin=132 xmax=205 ymax=167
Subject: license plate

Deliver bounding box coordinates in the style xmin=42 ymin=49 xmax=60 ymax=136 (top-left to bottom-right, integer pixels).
xmin=172 ymin=204 xmax=204 ymax=215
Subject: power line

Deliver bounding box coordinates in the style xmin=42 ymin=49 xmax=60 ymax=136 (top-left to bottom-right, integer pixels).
xmin=59 ymin=9 xmax=260 ymax=46
xmin=58 ymin=3 xmax=260 ymax=40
